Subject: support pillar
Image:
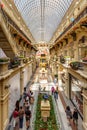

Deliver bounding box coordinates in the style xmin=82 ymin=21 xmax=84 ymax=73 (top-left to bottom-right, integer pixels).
xmin=0 ymin=77 xmax=10 ymax=130
xmin=0 ymin=61 xmax=10 ymax=130
xmin=58 ymin=65 xmax=61 ymax=81
xmin=74 ymin=41 xmax=79 ymax=60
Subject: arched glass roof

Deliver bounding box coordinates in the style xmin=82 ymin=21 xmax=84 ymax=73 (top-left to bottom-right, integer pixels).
xmin=14 ymin=0 xmax=73 ymax=43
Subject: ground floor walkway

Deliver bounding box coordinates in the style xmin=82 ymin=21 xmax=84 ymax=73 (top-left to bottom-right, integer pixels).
xmin=6 ymin=68 xmax=83 ymax=130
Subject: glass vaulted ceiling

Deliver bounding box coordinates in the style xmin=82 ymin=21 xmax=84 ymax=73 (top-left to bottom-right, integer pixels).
xmin=14 ymin=0 xmax=73 ymax=43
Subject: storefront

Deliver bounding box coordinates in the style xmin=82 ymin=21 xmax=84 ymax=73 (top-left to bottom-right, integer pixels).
xmin=71 ymin=75 xmax=83 ymax=118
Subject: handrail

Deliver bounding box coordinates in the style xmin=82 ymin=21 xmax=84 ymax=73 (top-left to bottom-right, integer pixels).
xmin=55 ymin=7 xmax=87 ymax=43
xmin=0 ymin=8 xmax=31 ymax=44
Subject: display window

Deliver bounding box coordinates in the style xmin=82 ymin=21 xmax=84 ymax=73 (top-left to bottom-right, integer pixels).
xmin=71 ymin=76 xmax=83 ymax=118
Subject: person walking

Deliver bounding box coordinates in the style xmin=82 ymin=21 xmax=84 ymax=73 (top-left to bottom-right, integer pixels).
xmin=72 ymin=108 xmax=78 ymax=125
xmin=65 ymin=106 xmax=72 ymax=125
xmin=19 ymin=106 xmax=24 ymax=129
xmin=25 ymin=106 xmax=31 ymax=130
xmin=54 ymin=86 xmax=59 ymax=101
xmin=13 ymin=108 xmax=19 ymax=128
xmin=51 ymin=86 xmax=55 ymax=95
xmin=54 ymin=90 xmax=57 ymax=101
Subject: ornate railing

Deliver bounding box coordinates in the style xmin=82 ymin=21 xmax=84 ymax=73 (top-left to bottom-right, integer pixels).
xmin=55 ymin=7 xmax=87 ymax=43
xmin=0 ymin=8 xmax=31 ymax=44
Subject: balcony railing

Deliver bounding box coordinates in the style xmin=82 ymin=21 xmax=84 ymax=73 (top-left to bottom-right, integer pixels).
xmin=0 ymin=8 xmax=31 ymax=44
xmin=55 ymin=7 xmax=87 ymax=43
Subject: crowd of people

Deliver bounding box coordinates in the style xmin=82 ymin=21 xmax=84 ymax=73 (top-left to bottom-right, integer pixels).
xmin=13 ymin=88 xmax=34 ymax=130
xmin=12 ymin=82 xmax=78 ymax=130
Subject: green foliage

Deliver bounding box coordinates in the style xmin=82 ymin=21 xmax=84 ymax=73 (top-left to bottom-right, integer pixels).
xmin=19 ymin=56 xmax=24 ymax=58
xmin=34 ymin=94 xmax=58 ymax=130
xmin=70 ymin=61 xmax=79 ymax=70
xmin=0 ymin=57 xmax=9 ymax=62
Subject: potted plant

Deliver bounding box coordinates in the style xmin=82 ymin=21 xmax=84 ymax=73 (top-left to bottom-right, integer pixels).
xmin=70 ymin=61 xmax=79 ymax=70
xmin=0 ymin=57 xmax=9 ymax=62
xmin=9 ymin=59 xmax=20 ymax=69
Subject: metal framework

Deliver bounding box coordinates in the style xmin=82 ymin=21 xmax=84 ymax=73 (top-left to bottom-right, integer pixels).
xmin=14 ymin=0 xmax=73 ymax=43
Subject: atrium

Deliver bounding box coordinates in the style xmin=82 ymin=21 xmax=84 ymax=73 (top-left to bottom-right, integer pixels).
xmin=0 ymin=0 xmax=87 ymax=130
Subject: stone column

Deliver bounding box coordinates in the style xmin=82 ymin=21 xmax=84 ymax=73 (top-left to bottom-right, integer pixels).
xmin=74 ymin=41 xmax=79 ymax=60
xmin=20 ymin=67 xmax=24 ymax=96
xmin=58 ymin=65 xmax=61 ymax=81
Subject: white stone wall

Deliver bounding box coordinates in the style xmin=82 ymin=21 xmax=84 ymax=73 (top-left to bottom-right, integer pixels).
xmin=8 ymin=72 xmax=20 ymax=118
xmin=29 ymin=64 xmax=32 ymax=80
xmin=24 ymin=66 xmax=29 ymax=88
xmin=0 ymin=48 xmax=6 ymax=57
xmin=24 ymin=64 xmax=32 ymax=87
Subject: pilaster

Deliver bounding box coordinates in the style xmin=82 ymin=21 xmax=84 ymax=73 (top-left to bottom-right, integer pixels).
xmin=0 ymin=74 xmax=10 ymax=130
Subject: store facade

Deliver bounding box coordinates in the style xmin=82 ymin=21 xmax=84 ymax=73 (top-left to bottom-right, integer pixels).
xmin=70 ymin=75 xmax=83 ymax=118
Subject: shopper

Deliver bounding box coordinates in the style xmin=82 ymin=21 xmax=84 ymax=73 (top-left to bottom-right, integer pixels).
xmin=65 ymin=106 xmax=72 ymax=125
xmin=23 ymin=87 xmax=27 ymax=100
xmin=72 ymin=108 xmax=78 ymax=125
xmin=51 ymin=86 xmax=55 ymax=95
xmin=13 ymin=108 xmax=19 ymax=128
xmin=30 ymin=91 xmax=34 ymax=104
xmin=25 ymin=106 xmax=31 ymax=130
xmin=19 ymin=106 xmax=24 ymax=129
xmin=54 ymin=86 xmax=58 ymax=101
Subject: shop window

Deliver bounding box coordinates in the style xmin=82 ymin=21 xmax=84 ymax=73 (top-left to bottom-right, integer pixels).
xmin=71 ymin=76 xmax=83 ymax=118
